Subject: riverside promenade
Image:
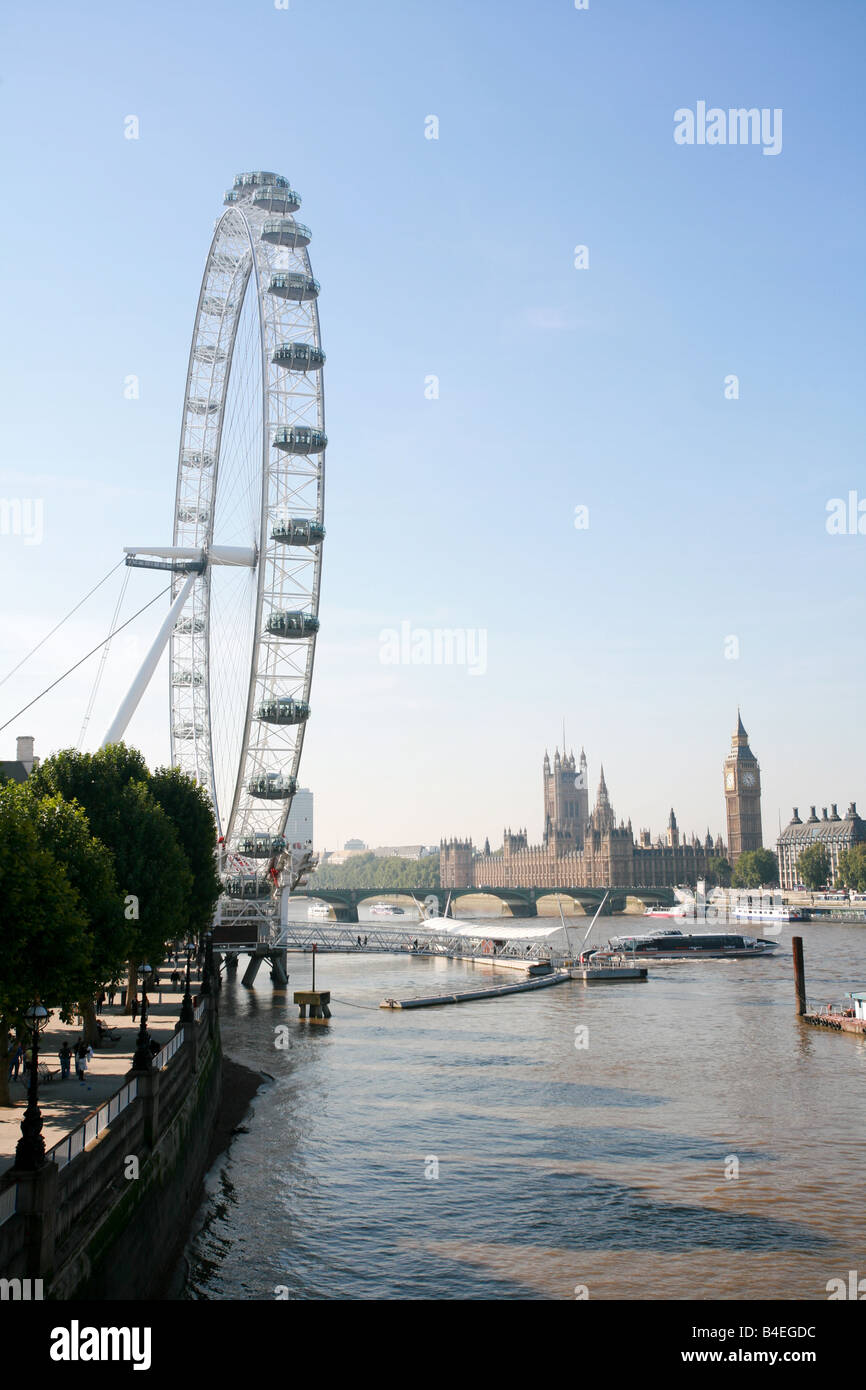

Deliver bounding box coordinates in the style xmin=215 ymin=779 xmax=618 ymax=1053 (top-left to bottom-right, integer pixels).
xmin=0 ymin=968 xmax=201 ymax=1177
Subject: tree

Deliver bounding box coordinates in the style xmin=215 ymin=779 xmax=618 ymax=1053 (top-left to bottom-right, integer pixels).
xmin=311 ymin=853 xmax=441 ymax=891
xmin=731 ymin=848 xmax=779 ymax=888
xmin=29 ymin=746 xmax=191 ymax=1012
xmin=150 ymin=765 xmax=221 ymax=943
xmin=29 ymin=793 xmax=129 ymax=1042
xmin=796 ymin=843 xmax=830 ymax=891
xmin=0 ymin=784 xmax=93 ymax=1106
xmin=837 ymin=844 xmax=866 ymax=893
xmin=706 ymin=856 xmax=732 ymax=888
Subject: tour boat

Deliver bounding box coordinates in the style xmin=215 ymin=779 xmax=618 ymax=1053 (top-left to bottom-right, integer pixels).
xmin=307 ymin=902 xmax=331 ymax=919
xmin=643 ymin=904 xmax=691 ymax=919
xmin=730 ymin=905 xmax=804 ymax=923
xmin=599 ymin=929 xmax=779 ymax=961
xmin=369 ymin=902 xmax=406 ymax=917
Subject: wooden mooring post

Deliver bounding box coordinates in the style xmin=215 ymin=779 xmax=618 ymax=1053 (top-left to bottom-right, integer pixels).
xmin=792 ymin=935 xmax=807 ymax=1016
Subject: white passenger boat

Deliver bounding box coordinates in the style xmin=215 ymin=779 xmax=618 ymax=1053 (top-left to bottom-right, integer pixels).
xmin=600 ymin=929 xmax=779 ymax=961
xmin=730 ymin=905 xmax=804 ymax=923
xmin=369 ymin=902 xmax=406 ymax=917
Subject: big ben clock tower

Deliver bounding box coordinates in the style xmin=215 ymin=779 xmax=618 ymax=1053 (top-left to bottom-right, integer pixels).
xmin=724 ymin=710 xmax=763 ymax=863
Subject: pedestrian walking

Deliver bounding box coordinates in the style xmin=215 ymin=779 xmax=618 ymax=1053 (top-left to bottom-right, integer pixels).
xmin=75 ymin=1041 xmax=87 ymax=1083
xmin=59 ymin=1041 xmax=72 ymax=1080
xmin=132 ymin=996 xmax=138 ymax=1022
xmin=9 ymin=1043 xmax=23 ymax=1080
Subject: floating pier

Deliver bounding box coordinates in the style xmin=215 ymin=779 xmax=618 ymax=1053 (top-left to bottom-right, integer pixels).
xmin=380 ymin=971 xmax=569 ymax=1010
xmin=568 ymin=964 xmax=648 ymax=982
xmin=794 ymin=935 xmax=866 ymax=1035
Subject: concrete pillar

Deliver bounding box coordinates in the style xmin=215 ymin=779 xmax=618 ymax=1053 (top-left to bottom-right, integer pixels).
xmin=13 ymin=1162 xmax=58 ymax=1277
xmin=131 ymin=1068 xmax=160 ymax=1147
xmin=270 ymin=951 xmax=288 ymax=988
xmin=242 ymin=954 xmax=263 ymax=988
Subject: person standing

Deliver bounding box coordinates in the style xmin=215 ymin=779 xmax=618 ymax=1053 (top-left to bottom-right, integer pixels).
xmin=9 ymin=1042 xmax=23 ymax=1080
xmin=59 ymin=1040 xmax=72 ymax=1080
xmin=75 ymin=1041 xmax=87 ymax=1083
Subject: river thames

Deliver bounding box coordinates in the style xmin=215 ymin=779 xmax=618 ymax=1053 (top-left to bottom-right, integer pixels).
xmin=180 ymin=916 xmax=865 ymax=1301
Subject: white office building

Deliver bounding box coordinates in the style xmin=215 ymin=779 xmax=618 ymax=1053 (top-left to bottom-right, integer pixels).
xmin=286 ymin=788 xmax=314 ymax=848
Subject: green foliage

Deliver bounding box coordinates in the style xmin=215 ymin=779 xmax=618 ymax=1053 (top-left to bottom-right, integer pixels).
xmin=150 ymin=765 xmax=221 ymax=941
xmin=837 ymin=843 xmax=866 ymax=892
xmin=29 ymin=745 xmax=191 ymax=967
xmin=0 ymin=784 xmax=93 ymax=1023
xmin=706 ymin=856 xmax=732 ymax=888
xmin=312 ymin=853 xmax=440 ymax=891
xmin=29 ymin=792 xmax=129 ymax=988
xmin=731 ymin=848 xmax=779 ymax=888
xmin=796 ymin=843 xmax=831 ymax=890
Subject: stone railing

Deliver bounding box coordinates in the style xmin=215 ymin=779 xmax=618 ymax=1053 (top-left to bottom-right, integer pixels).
xmin=0 ymin=995 xmax=215 ymax=1279
xmin=47 ymin=1079 xmax=141 ymax=1173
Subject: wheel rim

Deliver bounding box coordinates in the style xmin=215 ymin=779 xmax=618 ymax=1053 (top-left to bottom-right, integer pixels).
xmin=169 ymin=173 xmax=325 ymax=861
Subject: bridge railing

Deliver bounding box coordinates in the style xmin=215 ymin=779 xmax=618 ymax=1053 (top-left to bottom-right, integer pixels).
xmin=269 ymin=921 xmax=563 ymax=962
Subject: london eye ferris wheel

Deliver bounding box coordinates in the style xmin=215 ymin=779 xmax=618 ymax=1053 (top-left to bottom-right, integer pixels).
xmin=103 ymin=171 xmax=325 ymax=889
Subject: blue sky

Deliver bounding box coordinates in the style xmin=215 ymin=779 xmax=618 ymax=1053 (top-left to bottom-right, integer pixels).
xmin=1 ymin=0 xmax=864 ymax=851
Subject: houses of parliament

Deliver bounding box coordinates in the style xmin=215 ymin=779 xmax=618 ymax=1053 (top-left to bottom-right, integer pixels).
xmin=440 ymin=716 xmax=764 ymax=890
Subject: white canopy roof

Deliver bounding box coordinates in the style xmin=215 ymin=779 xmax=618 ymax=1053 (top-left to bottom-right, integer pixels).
xmin=428 ymin=918 xmax=570 ymax=942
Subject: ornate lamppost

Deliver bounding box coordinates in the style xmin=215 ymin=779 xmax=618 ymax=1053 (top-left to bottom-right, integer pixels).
xmin=179 ymin=956 xmax=194 ymax=1025
xmin=132 ymin=963 xmax=154 ymax=1071
xmin=14 ymin=1003 xmax=49 ymax=1171
xmin=200 ymin=932 xmax=214 ymax=998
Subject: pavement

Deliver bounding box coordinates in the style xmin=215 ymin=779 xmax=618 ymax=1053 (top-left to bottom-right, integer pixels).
xmin=0 ymin=967 xmax=203 ymax=1176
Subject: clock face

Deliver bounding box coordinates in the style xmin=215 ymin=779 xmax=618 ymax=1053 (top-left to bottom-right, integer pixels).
xmin=743 ymin=771 xmax=756 ymax=788
xmin=725 ymin=771 xmax=735 ymax=790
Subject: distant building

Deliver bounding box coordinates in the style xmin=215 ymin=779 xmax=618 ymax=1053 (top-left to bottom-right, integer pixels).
xmin=441 ymin=744 xmax=723 ymax=890
xmin=343 ymin=838 xmax=366 ymax=851
xmin=368 ymin=845 xmax=433 ymax=861
xmin=777 ymin=803 xmax=865 ymax=889
xmin=724 ymin=712 xmax=763 ymax=863
xmin=286 ymin=788 xmax=314 ymax=848
xmin=1 ymin=735 xmax=38 ymax=784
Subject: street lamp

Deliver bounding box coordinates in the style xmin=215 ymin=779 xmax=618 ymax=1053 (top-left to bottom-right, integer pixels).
xmin=14 ymin=1003 xmax=49 ymax=1171
xmin=200 ymin=933 xmax=214 ymax=997
xmin=179 ymin=956 xmax=194 ymax=1024
xmin=132 ymin=964 xmax=153 ymax=1071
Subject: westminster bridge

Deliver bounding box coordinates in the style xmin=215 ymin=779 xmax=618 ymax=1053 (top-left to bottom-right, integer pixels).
xmin=284 ymin=884 xmax=677 ymax=923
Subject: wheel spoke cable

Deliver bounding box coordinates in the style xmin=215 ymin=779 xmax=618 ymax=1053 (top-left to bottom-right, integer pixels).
xmin=0 ymin=582 xmax=172 ymax=737
xmin=77 ymin=565 xmax=132 ymax=748
xmin=0 ymin=558 xmax=125 ymax=690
